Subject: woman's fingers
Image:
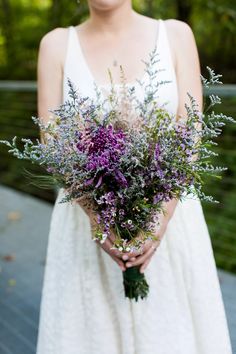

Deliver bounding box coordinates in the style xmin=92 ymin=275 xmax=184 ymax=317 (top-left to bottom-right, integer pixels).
xmin=121 ymin=241 xmax=149 ymax=260
xmin=100 ymin=237 xmax=120 ymax=258
xmin=125 ymin=248 xmax=152 ymax=267
xmin=121 ymin=250 xmax=139 ymax=261
xmin=123 ymin=232 xmax=157 ymax=259
xmin=140 ymin=257 xmax=152 ymax=273
xmin=95 ymin=237 xmax=126 ymax=271
xmin=107 ymin=232 xmax=140 ymax=262
xmin=125 ymin=242 xmax=158 ymax=267
xmin=93 ymin=225 xmax=160 ymax=272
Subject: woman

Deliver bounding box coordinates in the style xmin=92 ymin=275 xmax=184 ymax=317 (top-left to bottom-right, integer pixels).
xmin=36 ymin=1 xmax=232 ymax=353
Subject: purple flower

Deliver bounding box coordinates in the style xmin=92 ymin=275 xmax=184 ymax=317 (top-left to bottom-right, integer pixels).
xmin=77 ymin=125 xmax=128 ymax=189
xmin=114 ymin=169 xmax=128 ymax=188
xmin=153 ymin=193 xmax=164 ymax=204
xmin=154 ymin=143 xmax=161 ymax=160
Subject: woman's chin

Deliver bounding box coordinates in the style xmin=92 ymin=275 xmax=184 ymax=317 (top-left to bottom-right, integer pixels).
xmin=88 ymin=0 xmax=128 ymax=11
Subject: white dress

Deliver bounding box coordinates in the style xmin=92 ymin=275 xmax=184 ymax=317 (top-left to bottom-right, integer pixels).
xmin=36 ymin=19 xmax=232 ymax=354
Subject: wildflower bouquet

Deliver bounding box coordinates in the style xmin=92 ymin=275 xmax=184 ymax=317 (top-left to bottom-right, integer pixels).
xmin=1 ymin=50 xmax=234 ymax=301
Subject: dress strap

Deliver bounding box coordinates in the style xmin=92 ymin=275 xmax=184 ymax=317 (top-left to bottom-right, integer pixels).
xmin=64 ymin=26 xmax=78 ymax=72
xmin=157 ymin=20 xmax=175 ymax=73
xmin=65 ymin=26 xmax=91 ymax=79
xmin=63 ymin=26 xmax=93 ymax=100
xmin=154 ymin=19 xmax=161 ymax=46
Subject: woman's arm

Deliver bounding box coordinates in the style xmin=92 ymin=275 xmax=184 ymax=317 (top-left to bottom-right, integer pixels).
xmin=155 ymin=19 xmax=203 ymax=228
xmin=124 ymin=19 xmax=203 ymax=272
xmin=37 ymin=28 xmax=67 ymax=148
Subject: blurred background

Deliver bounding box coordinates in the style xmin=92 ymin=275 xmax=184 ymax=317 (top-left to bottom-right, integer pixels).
xmin=0 ymin=1 xmax=236 ymax=353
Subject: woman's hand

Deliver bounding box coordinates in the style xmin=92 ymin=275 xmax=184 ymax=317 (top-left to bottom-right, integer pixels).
xmin=121 ymin=199 xmax=179 ymax=273
xmin=94 ymin=231 xmax=126 ymax=272
xmin=122 ymin=219 xmax=166 ymax=274
xmin=125 ymin=238 xmax=161 ymax=273
xmin=76 ymin=197 xmax=126 ymax=271
xmin=76 ymin=196 xmax=178 ymax=273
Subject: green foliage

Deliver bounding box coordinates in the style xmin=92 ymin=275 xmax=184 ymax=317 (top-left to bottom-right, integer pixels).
xmin=0 ymin=0 xmax=236 ymax=80
xmin=193 ymin=0 xmax=236 ymax=82
xmin=201 ymin=95 xmax=236 ymax=272
xmin=0 ymin=0 xmax=89 ymax=79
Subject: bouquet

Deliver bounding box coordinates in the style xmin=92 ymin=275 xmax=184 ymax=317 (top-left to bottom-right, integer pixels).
xmin=1 ymin=49 xmax=234 ymax=301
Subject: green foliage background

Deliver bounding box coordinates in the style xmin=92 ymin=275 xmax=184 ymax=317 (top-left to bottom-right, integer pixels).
xmin=0 ymin=0 xmax=236 ymax=80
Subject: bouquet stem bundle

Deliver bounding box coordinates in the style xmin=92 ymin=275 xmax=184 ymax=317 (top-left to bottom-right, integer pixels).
xmin=123 ymin=266 xmax=149 ymax=301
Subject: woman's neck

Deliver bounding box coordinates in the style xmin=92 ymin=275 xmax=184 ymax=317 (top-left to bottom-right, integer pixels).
xmin=86 ymin=2 xmax=138 ymax=36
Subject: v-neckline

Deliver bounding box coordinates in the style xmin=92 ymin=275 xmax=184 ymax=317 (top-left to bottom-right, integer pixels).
xmin=72 ymin=19 xmax=162 ymax=89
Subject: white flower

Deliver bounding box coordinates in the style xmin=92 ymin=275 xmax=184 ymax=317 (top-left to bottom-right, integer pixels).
xmin=125 ymin=247 xmax=131 ymax=252
xmin=99 ymin=233 xmax=108 ymax=244
xmin=118 ymin=246 xmax=123 ymax=252
xmin=127 ymin=219 xmax=132 ymax=225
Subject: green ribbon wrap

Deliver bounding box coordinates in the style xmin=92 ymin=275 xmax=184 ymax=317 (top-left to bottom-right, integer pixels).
xmin=122 ymin=265 xmax=149 ymax=301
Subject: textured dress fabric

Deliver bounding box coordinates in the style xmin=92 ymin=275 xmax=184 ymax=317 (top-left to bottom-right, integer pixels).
xmin=36 ymin=20 xmax=232 ymax=354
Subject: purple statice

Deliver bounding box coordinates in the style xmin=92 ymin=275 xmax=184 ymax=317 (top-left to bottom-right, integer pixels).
xmin=95 ymin=192 xmax=118 ymax=237
xmin=154 ymin=143 xmax=161 ymax=160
